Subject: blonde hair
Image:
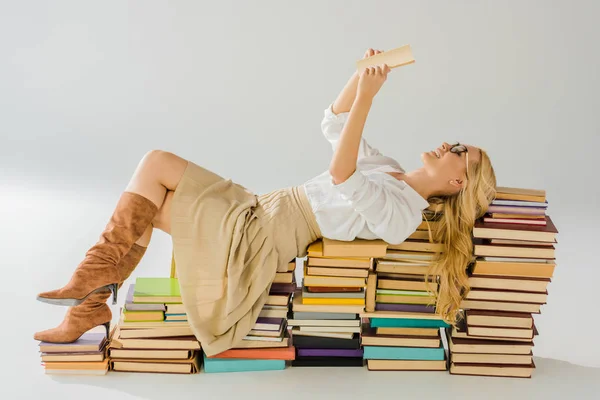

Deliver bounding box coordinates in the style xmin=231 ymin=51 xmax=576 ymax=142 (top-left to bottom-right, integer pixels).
xmin=423 ymin=149 xmax=497 ymax=324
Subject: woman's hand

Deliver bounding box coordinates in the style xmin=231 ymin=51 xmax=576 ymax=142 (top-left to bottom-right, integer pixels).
xmin=357 ymin=64 xmax=391 ymax=101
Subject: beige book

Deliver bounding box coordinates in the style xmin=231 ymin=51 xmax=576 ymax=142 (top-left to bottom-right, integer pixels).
xmin=450 ymin=362 xmax=534 ymax=378
xmin=449 ymin=336 xmax=533 ymax=355
xmin=306 ymin=266 xmax=369 ymax=278
xmin=303 ymin=275 xmax=366 ymax=288
xmin=273 ymin=271 xmax=293 ymax=283
xmin=466 ymin=289 xmax=547 ymax=304
xmin=356 ymin=45 xmax=415 ymax=72
xmin=365 ymin=272 xmax=377 ymax=313
xmin=387 ymin=241 xmax=443 ymax=253
xmin=118 ymin=326 xmax=193 ymax=339
xmin=368 ymin=359 xmax=447 ymax=371
xmin=322 ymin=238 xmax=387 ymax=258
xmin=291 ymin=328 xmax=354 ymax=340
xmin=266 ymin=294 xmax=291 ymax=306
xmin=451 ymin=352 xmax=532 ymax=365
xmin=378 ymin=279 xmax=436 ymax=292
xmin=308 ymin=256 xmax=373 ymax=269
xmin=375 ymin=327 xmax=440 ymax=337
xmin=288 ymin=319 xmax=360 ymax=327
xmin=376 ymin=261 xmax=430 ymax=275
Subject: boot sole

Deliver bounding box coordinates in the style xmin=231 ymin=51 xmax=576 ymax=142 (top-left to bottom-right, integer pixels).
xmin=36 ymin=284 xmax=118 ymax=306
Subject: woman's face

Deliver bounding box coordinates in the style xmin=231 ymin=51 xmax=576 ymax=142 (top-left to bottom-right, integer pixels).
xmin=421 ymin=142 xmax=480 ymax=193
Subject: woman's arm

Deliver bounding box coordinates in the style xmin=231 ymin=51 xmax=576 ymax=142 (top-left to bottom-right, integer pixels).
xmin=329 ymin=64 xmax=391 ymax=184
xmin=332 ymin=49 xmax=382 ymax=114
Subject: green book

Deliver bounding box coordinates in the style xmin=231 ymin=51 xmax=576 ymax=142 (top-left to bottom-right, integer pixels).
xmin=363 ymin=345 xmax=445 ymax=360
xmin=133 ymin=278 xmax=182 ymax=304
xmin=370 ymin=317 xmax=450 ymax=329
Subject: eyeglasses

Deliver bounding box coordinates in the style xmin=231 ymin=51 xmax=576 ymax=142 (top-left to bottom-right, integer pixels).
xmin=450 ymin=142 xmax=469 ymax=184
xmin=449 ymin=142 xmax=468 ymax=155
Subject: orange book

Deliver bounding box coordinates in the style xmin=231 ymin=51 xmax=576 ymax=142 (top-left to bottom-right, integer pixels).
xmin=208 ymin=346 xmax=295 ymax=360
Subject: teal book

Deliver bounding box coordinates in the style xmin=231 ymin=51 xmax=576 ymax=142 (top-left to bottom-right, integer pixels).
xmin=363 ymin=345 xmax=445 ymax=360
xmin=369 ymin=317 xmax=450 ymax=329
xmin=203 ymin=354 xmax=285 ymax=373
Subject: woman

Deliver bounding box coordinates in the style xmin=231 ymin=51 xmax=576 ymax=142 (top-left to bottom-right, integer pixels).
xmin=33 ymin=49 xmax=496 ymax=357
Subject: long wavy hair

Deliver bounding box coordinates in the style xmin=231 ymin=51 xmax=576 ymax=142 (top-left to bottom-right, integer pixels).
xmin=422 ymin=149 xmax=497 ymax=325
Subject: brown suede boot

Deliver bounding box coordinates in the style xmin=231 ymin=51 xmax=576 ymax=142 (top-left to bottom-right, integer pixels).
xmin=34 ymin=243 xmax=148 ymax=343
xmin=36 ymin=192 xmax=157 ymax=306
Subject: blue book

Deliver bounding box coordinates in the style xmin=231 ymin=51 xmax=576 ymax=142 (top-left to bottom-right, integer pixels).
xmin=369 ymin=318 xmax=450 ymax=329
xmin=363 ymin=345 xmax=445 ymax=361
xmin=202 ymin=354 xmax=286 ymax=373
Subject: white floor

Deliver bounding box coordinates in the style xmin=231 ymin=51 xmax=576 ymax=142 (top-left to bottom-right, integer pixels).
xmin=5 ymin=357 xmax=600 ymax=400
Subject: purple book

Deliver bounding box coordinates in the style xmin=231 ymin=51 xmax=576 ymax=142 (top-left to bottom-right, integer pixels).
xmin=375 ymin=303 xmax=436 ymax=313
xmin=269 ymin=282 xmax=297 ymax=295
xmin=124 ymin=284 xmax=166 ymax=311
xmin=39 ymin=332 xmax=107 ymax=352
xmin=297 ymin=348 xmax=364 ymax=358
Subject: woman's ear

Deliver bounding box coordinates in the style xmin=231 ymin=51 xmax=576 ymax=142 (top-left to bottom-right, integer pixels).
xmin=448 ymin=178 xmax=464 ymax=189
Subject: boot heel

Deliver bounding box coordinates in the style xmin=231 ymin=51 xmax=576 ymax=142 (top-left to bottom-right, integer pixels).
xmin=103 ymin=322 xmax=111 ymax=338
xmin=108 ymin=283 xmax=118 ymax=305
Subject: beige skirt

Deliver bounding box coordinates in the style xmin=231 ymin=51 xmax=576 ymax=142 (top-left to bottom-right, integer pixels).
xmin=170 ymin=161 xmax=322 ymax=356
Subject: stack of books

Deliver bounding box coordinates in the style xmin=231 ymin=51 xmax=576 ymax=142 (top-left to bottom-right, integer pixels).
xmin=366 ymin=227 xmax=443 ymax=315
xmin=358 ymin=222 xmax=449 ymax=372
xmin=203 ymin=260 xmax=297 ymax=373
xmin=289 ymin=239 xmax=381 ymax=367
xmin=39 ymin=331 xmax=110 ymax=375
xmin=449 ymin=186 xmax=557 ymax=378
xmin=361 ymin=316 xmax=449 ymax=371
xmin=108 ymin=277 xmax=202 ymax=374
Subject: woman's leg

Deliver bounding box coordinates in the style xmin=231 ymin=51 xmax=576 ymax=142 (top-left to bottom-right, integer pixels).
xmin=34 ymin=151 xmax=188 ymax=342
xmin=36 ymin=150 xmax=188 ymax=304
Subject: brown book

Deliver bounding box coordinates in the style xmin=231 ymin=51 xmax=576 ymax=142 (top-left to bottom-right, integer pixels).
xmin=474 ymin=241 xmax=555 ymax=259
xmin=460 ymin=299 xmax=541 ymax=314
xmin=417 ymin=220 xmax=440 ymax=231
xmin=450 ymin=361 xmax=535 ymax=378
xmin=466 ymin=310 xmax=533 ymax=329
xmin=382 ymin=250 xmax=438 ymax=261
xmin=489 ymin=238 xmax=555 ymax=246
xmin=368 ymin=359 xmax=447 ymax=371
xmin=490 ymin=213 xmax=545 ymax=220
xmin=465 ymin=288 xmax=547 ymax=304
xmin=307 ymin=256 xmax=373 ymax=269
xmin=362 ymin=327 xmax=441 ymax=348
xmin=473 ymin=216 xmax=557 ymax=242
xmin=448 ymin=336 xmax=534 ymax=355
xmin=111 ymin=353 xmax=200 ymax=374
xmin=375 ymin=327 xmax=440 ymax=337
xmin=365 ymin=273 xmax=377 ymax=312
xmin=305 ymin=286 xmax=363 ymax=293
xmin=451 ymin=326 xmax=535 ymax=343
xmin=306 ymin=266 xmax=369 ymax=278
xmin=322 ymin=238 xmax=387 ymax=258
xmin=469 ymin=275 xmax=550 ymax=293
xmin=451 ymin=352 xmax=532 ymax=365
xmin=494 ymin=186 xmax=546 ymax=202
xmin=471 ymin=259 xmax=555 ymax=278
xmin=466 ymin=324 xmax=534 ymax=340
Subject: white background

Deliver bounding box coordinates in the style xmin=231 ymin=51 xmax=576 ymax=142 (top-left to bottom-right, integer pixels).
xmin=1 ymin=2 xmax=598 ymax=388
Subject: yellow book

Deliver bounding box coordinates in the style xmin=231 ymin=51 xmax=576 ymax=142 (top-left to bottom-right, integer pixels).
xmin=302 ymin=297 xmax=365 ymax=306
xmin=322 ymin=238 xmax=387 ymax=258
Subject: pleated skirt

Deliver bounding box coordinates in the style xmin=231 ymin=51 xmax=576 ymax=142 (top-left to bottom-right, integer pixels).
xmin=170 ymin=161 xmax=322 ymax=356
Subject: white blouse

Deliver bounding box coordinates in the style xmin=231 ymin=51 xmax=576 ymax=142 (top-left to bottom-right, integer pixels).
xmin=303 ymin=104 xmax=430 ymax=245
